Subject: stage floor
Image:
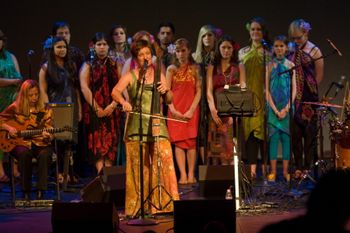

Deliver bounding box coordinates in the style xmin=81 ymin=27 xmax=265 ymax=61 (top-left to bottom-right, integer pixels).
xmin=0 ymin=175 xmax=312 ymax=233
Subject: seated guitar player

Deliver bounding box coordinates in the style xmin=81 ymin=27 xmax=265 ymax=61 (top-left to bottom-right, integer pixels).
xmin=0 ymin=80 xmax=54 ymax=200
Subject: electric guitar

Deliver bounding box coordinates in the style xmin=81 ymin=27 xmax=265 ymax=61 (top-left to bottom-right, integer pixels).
xmin=0 ymin=125 xmax=75 ymax=152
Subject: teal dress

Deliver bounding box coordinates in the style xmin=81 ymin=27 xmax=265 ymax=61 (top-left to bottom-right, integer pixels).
xmin=267 ymin=58 xmax=293 ymax=160
xmin=267 ymin=58 xmax=292 ymax=136
xmin=0 ymin=50 xmax=22 ymax=111
xmin=0 ymin=50 xmax=22 ymax=159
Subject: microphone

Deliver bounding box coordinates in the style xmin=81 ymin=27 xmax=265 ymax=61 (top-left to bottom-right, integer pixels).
xmin=89 ymin=47 xmax=95 ymax=61
xmin=334 ymin=75 xmax=346 ymax=97
xmin=27 ymin=50 xmax=35 ymax=56
xmin=143 ymin=59 xmax=148 ymax=69
xmin=261 ymin=39 xmax=269 ymax=47
xmin=327 ymin=38 xmax=342 ymax=56
xmin=88 ymin=42 xmax=95 ymax=61
xmin=143 ymin=59 xmax=148 ymax=70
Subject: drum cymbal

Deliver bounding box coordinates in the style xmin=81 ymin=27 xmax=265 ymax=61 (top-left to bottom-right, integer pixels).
xmin=302 ymin=101 xmax=343 ymax=108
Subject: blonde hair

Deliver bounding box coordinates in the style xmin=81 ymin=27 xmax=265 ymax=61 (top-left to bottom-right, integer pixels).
xmin=288 ymin=19 xmax=312 ymax=38
xmin=193 ymin=25 xmax=216 ymax=64
xmin=15 ymin=79 xmax=45 ymax=116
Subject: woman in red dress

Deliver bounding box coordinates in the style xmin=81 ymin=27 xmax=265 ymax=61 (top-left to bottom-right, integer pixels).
xmin=167 ymin=38 xmax=201 ymax=184
xmin=207 ymin=35 xmax=246 ymax=165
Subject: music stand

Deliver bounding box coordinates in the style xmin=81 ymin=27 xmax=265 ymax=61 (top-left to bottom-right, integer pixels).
xmin=217 ymin=87 xmax=256 ymax=209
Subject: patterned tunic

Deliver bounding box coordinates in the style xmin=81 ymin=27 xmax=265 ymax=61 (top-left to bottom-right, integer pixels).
xmin=82 ymin=58 xmax=120 ymax=162
xmin=288 ymin=45 xmax=319 ymax=126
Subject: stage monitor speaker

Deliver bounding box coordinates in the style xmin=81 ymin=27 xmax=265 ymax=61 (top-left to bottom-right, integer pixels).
xmin=199 ymin=165 xmax=234 ymax=198
xmin=174 ymin=199 xmax=235 ymax=233
xmin=51 ymin=202 xmax=118 ymax=233
xmin=47 ymin=102 xmax=74 ymax=141
xmin=80 ymin=166 xmax=125 ymax=208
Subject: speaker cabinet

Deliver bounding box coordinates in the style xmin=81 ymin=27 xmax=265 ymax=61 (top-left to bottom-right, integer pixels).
xmin=199 ymin=165 xmax=235 ymax=198
xmin=51 ymin=202 xmax=118 ymax=233
xmin=80 ymin=166 xmax=125 ymax=208
xmin=174 ymin=199 xmax=235 ymax=233
xmin=47 ymin=102 xmax=74 ymax=141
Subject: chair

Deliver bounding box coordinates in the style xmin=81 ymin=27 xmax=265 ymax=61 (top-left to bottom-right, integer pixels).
xmin=47 ymin=102 xmax=75 ymax=192
xmin=8 ymin=144 xmax=61 ymax=205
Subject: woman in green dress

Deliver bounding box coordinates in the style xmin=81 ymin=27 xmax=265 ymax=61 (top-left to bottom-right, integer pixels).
xmin=238 ymin=17 xmax=271 ymax=179
xmin=0 ymin=30 xmax=22 ymax=182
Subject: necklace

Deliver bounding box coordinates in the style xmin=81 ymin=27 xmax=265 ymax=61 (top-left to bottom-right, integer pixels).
xmin=222 ymin=65 xmax=233 ymax=85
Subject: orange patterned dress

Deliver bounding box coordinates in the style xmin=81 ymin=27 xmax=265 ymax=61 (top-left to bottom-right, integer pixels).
xmin=124 ymin=70 xmax=179 ymax=217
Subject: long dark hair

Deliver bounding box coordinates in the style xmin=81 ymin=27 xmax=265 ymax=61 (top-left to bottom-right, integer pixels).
xmin=108 ymin=24 xmax=130 ymax=53
xmin=213 ymin=35 xmax=239 ymax=66
xmin=246 ymin=16 xmax=271 ymax=46
xmin=90 ymin=32 xmax=118 ymax=87
xmin=47 ymin=36 xmax=77 ymax=84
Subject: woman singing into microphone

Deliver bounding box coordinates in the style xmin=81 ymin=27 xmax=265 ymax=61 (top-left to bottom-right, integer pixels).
xmin=111 ymin=39 xmax=179 ymax=218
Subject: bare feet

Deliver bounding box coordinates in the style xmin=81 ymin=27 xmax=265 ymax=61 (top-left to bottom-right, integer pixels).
xmin=187 ymin=177 xmax=197 ymax=184
xmin=178 ymin=177 xmax=188 ymax=185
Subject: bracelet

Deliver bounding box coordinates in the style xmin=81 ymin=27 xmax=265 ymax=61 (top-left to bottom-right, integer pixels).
xmin=111 ymin=101 xmax=118 ymax=108
xmin=94 ymin=106 xmax=101 ymax=112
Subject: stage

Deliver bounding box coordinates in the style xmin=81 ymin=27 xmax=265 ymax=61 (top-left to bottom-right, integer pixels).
xmin=0 ymin=171 xmax=312 ymax=233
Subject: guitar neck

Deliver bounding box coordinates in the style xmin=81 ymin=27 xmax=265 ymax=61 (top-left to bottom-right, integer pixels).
xmin=18 ymin=128 xmax=64 ymax=138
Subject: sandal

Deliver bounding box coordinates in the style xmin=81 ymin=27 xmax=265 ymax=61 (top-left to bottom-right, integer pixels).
xmin=267 ymin=173 xmax=276 ymax=182
xmin=294 ymin=170 xmax=302 ymax=179
xmin=178 ymin=178 xmax=188 ymax=185
xmin=0 ymin=174 xmax=10 ymax=183
xmin=187 ymin=177 xmax=197 ymax=184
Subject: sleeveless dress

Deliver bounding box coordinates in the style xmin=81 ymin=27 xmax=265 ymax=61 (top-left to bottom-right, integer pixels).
xmin=82 ymin=58 xmax=120 ymax=162
xmin=0 ymin=50 xmax=22 ymax=111
xmin=167 ymin=65 xmax=199 ymax=149
xmin=239 ymin=44 xmax=270 ymax=141
xmin=45 ymin=64 xmax=79 ymax=142
xmin=0 ymin=50 xmax=22 ymax=160
xmin=124 ymin=69 xmax=179 ymax=217
xmin=208 ymin=64 xmax=239 ymax=160
xmin=267 ymin=58 xmax=292 ymax=137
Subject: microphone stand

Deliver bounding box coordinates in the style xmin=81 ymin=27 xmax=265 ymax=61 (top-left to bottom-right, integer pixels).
xmin=278 ymin=47 xmax=338 ymax=76
xmin=262 ymin=43 xmax=268 ymax=180
xmin=127 ymin=66 xmax=157 ymax=226
xmin=288 ymin=69 xmax=294 ymax=188
xmin=26 ymin=50 xmax=34 ymax=80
